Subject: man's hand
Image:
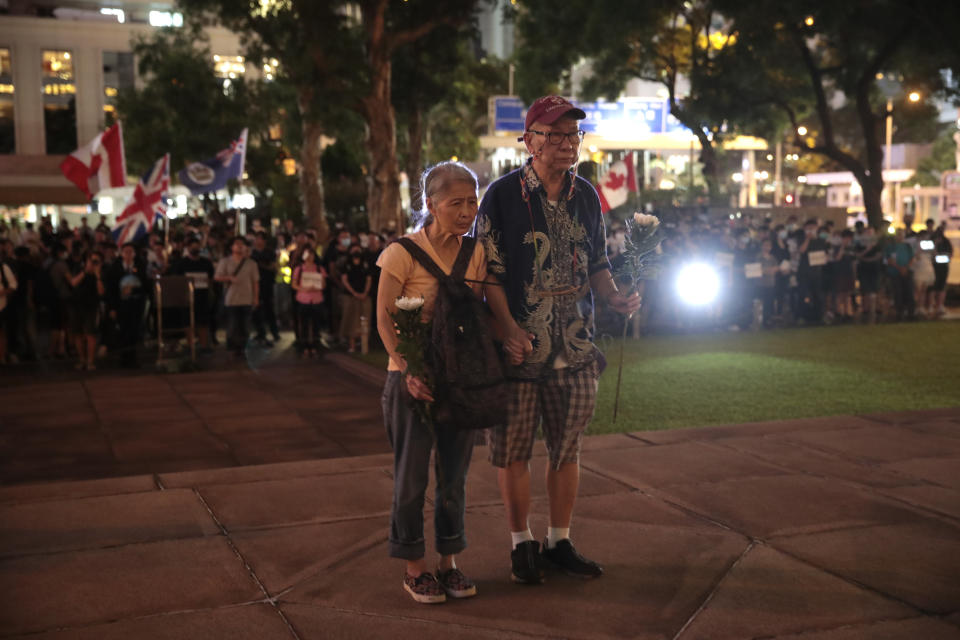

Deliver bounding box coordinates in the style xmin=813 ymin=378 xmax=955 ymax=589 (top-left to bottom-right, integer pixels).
xmin=504 ymin=323 xmax=534 ymax=366
xmin=607 ymin=289 xmax=642 ymax=316
xmin=405 ymin=374 xmax=435 ymax=402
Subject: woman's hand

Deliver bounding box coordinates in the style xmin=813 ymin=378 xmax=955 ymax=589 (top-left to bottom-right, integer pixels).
xmin=504 ymin=324 xmax=534 ymax=366
xmin=405 ymin=374 xmax=435 ymax=402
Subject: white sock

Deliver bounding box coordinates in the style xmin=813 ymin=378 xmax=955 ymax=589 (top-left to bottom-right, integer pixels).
xmin=546 ymin=527 xmax=570 ymax=549
xmin=511 ymin=529 xmax=534 ymax=549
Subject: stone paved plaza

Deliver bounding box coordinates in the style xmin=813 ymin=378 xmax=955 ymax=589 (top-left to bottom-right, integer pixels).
xmin=0 ymin=357 xmax=959 ymax=639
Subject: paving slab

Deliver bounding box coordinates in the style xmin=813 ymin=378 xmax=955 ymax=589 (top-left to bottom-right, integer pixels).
xmin=190 ymin=399 xmax=291 ymax=421
xmin=197 ymin=470 xmax=396 ymax=531
xmin=202 ymin=412 xmax=310 ymax=435
xmin=709 ymin=436 xmax=919 ymax=489
xmin=158 ymin=454 xmax=395 ymax=489
xmin=773 ymin=520 xmax=960 ymax=614
xmin=109 ymin=427 xmax=231 ymax=463
xmin=860 ymin=407 xmax=960 ymax=424
xmin=0 ymin=488 xmax=220 ymax=557
xmin=224 ymin=430 xmax=348 ymax=465
xmin=581 ymin=440 xmax=787 ymax=489
xmin=882 ymin=456 xmax=960 ymax=489
xmin=651 ymin=474 xmax=923 ymax=539
xmin=676 ymin=544 xmax=916 ymax=640
xmin=778 ymin=425 xmax=960 ymax=464
xmin=280 ymin=603 xmax=533 ymax=640
xmin=878 ymin=484 xmax=960 ymax=520
xmin=97 ymin=405 xmax=201 ymax=427
xmin=230 ymin=516 xmax=389 ymax=595
xmin=0 ymin=409 xmax=100 ymax=431
xmin=897 ymin=419 xmax=960 ymax=441
xmin=0 ymin=537 xmax=263 ymax=636
xmin=283 ymin=510 xmax=748 ymax=640
xmin=631 ymin=415 xmax=876 ymax=445
xmin=3 ymin=604 xmax=297 ymax=640
xmin=770 ymin=617 xmax=960 ymax=640
xmin=0 ymin=474 xmax=157 ymax=505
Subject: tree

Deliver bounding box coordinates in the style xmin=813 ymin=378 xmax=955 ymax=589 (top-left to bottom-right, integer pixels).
xmin=511 ymin=0 xmax=739 ymax=203
xmin=393 ymin=26 xmax=508 ymax=211
xmin=712 ymin=0 xmax=960 ymax=228
xmin=177 ymin=0 xmax=366 ymax=241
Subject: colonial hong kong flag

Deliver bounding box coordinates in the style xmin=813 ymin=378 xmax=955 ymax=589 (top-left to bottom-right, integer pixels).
xmin=597 ymin=154 xmax=637 ymax=213
xmin=113 ymin=154 xmax=170 ymax=245
xmin=177 ymin=128 xmax=247 ymax=195
xmin=59 ymin=122 xmax=127 ymax=200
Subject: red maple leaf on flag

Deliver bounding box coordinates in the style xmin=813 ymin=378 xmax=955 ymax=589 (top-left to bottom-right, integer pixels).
xmin=604 ymin=171 xmax=626 ymax=191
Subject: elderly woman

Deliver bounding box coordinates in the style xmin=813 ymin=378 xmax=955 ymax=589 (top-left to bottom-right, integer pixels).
xmin=376 ymin=161 xmax=489 ymax=604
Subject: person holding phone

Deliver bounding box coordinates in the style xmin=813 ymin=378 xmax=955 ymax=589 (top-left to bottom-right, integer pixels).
xmin=69 ymin=251 xmax=105 ymax=371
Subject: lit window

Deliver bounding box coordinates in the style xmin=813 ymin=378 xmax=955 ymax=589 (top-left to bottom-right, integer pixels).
xmin=103 ymin=52 xmax=134 ymax=126
xmin=0 ymin=48 xmax=14 ymax=153
xmin=149 ymin=11 xmax=184 ymax=27
xmin=100 ymin=8 xmax=125 ymax=23
xmin=214 ymin=55 xmax=246 ymax=79
xmin=42 ymin=50 xmax=77 ymax=154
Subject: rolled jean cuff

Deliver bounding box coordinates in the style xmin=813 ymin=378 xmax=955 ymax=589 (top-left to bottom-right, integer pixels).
xmin=388 ymin=538 xmax=425 ymax=560
xmin=435 ymin=532 xmax=467 ymax=557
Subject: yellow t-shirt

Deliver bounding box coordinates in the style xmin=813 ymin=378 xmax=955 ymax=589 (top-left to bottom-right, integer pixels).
xmin=377 ymin=228 xmax=488 ymax=371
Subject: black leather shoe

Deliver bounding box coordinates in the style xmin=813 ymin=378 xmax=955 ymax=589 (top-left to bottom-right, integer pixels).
xmin=510 ymin=540 xmax=545 ymax=584
xmin=541 ymin=539 xmax=603 ymax=579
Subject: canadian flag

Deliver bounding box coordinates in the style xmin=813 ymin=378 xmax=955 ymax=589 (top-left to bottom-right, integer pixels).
xmin=597 ymin=155 xmax=637 ymax=213
xmin=59 ymin=122 xmax=127 ymax=200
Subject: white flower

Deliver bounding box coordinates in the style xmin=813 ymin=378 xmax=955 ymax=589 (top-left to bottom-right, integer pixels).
xmin=633 ymin=212 xmax=660 ymax=227
xmin=395 ymin=296 xmax=425 ymax=311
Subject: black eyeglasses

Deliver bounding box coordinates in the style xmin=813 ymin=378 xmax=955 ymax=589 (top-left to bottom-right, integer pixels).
xmin=526 ymin=129 xmax=586 ymax=146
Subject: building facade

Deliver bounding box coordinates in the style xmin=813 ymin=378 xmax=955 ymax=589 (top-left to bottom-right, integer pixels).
xmin=0 ymin=1 xmax=245 ymax=224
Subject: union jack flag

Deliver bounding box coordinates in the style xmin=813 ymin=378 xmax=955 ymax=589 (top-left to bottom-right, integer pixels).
xmin=216 ymin=128 xmax=246 ymax=166
xmin=113 ymin=154 xmax=169 ymax=245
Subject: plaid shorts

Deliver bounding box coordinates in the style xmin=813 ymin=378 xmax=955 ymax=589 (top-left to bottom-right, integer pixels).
xmin=488 ymin=360 xmax=600 ymax=469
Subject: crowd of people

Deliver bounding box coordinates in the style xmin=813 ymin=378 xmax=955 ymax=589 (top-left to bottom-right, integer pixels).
xmin=606 ymin=211 xmax=955 ymax=333
xmin=0 ymin=204 xmax=955 ymax=368
xmin=0 ymin=214 xmax=391 ymax=368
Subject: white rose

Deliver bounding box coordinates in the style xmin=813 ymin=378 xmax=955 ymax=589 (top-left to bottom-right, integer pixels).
xmin=633 ymin=212 xmax=660 ymax=227
xmin=395 ymin=296 xmax=425 ymax=311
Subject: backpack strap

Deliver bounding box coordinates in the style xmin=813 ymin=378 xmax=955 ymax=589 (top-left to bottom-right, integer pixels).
xmin=451 ymin=237 xmax=476 ymax=281
xmin=395 ymin=237 xmax=449 ymax=282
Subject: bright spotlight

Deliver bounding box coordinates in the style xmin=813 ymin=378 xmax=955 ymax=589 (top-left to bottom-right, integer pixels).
xmin=676 ymin=263 xmax=721 ymax=306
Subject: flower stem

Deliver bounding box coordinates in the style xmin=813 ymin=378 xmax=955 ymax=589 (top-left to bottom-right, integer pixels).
xmin=612 ymin=313 xmax=630 ymax=423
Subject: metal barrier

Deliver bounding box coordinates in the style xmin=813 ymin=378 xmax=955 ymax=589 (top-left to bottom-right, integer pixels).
xmin=155 ymin=275 xmax=196 ymax=365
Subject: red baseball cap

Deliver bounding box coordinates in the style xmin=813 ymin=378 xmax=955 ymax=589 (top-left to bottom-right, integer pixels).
xmin=524 ymin=95 xmax=587 ymax=131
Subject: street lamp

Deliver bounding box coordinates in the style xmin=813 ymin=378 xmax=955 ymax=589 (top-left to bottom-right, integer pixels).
xmin=885 ymin=90 xmax=921 ymax=222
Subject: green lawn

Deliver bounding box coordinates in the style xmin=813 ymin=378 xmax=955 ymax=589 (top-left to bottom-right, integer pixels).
xmin=592 ymin=320 xmax=960 ymax=434
xmin=351 ymin=321 xmax=960 ymax=435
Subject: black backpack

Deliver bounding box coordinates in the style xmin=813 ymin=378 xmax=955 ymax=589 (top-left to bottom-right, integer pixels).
xmin=396 ymin=237 xmax=508 ymax=431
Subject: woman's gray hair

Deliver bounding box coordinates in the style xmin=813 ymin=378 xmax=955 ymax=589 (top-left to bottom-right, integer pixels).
xmin=415 ymin=161 xmax=479 ymax=229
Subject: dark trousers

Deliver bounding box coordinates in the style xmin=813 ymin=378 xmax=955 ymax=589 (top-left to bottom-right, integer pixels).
xmin=296 ymin=302 xmax=326 ymax=349
xmin=891 ymin=270 xmax=915 ymax=319
xmin=117 ymin=298 xmax=144 ymax=365
xmin=225 ymin=305 xmax=252 ymax=353
xmin=382 ymin=371 xmax=474 ymax=560
xmin=253 ymin=282 xmax=278 ymax=339
xmin=798 ymin=270 xmax=824 ymax=322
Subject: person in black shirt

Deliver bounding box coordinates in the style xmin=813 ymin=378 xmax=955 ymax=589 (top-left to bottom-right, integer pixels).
xmin=251 ymin=231 xmax=280 ymax=346
xmin=797 ymin=219 xmax=828 ymax=323
xmin=105 ymin=243 xmax=149 ymax=367
xmin=339 ymin=246 xmax=372 ymax=353
xmin=169 ymin=236 xmax=216 ymax=349
xmin=931 ymin=228 xmax=953 ymax=316
xmin=68 ymin=251 xmax=105 ymax=370
xmin=9 ymin=247 xmax=39 ymax=361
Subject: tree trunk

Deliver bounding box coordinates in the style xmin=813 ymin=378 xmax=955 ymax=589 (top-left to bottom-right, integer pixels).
xmin=297 ymin=87 xmax=328 ymax=242
xmin=405 ymin=107 xmax=424 ymax=214
xmin=361 ymin=2 xmax=403 ymax=235
xmin=668 ymin=97 xmax=719 ymax=203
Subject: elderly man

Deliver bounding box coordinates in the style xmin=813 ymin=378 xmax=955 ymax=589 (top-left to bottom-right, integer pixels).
xmin=479 ymin=96 xmax=641 ymax=584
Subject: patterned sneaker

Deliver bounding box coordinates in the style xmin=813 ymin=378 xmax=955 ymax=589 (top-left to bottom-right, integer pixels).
xmin=510 ymin=540 xmax=545 ymax=584
xmin=437 ymin=567 xmax=477 ymax=598
xmin=403 ymin=572 xmax=446 ymax=604
xmin=541 ymin=539 xmax=603 ymax=579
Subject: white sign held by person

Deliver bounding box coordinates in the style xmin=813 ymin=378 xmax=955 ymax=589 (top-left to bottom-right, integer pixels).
xmin=301 ymin=271 xmax=324 ymax=290
xmin=715 ymin=252 xmax=735 ymax=268
xmin=808 ymin=250 xmax=827 ymax=267
xmin=745 ymin=263 xmax=763 ymax=279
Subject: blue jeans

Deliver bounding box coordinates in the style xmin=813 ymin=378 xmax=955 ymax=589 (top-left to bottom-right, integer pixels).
xmin=382 ymin=371 xmax=474 ymax=560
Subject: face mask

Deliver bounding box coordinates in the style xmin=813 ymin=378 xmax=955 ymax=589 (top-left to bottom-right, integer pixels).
xmin=778 ymin=230 xmax=788 ymax=240
xmin=787 ymin=223 xmax=797 ymax=232
xmin=302 ymin=250 xmax=311 ymax=261
xmin=340 ymin=238 xmax=350 ymax=248
xmin=819 ymin=232 xmax=829 ymax=240
xmin=359 ymin=234 xmax=369 ymax=248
